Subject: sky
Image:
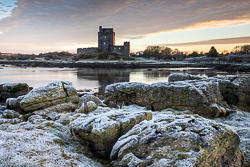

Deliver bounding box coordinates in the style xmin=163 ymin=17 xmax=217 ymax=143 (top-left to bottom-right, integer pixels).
xmin=0 ymin=0 xmax=250 ymax=54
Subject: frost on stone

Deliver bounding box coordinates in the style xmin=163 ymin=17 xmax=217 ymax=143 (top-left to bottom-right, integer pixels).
xmin=215 ymin=110 xmax=250 ymax=166
xmin=0 ymin=120 xmax=102 ymax=167
xmin=111 ymin=113 xmax=243 ymax=167
xmin=72 ymin=110 xmax=152 ymax=158
xmin=20 ymin=81 xmax=79 ymax=112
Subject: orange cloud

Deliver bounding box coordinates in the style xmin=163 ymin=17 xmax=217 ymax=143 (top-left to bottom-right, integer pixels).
xmin=160 ymin=36 xmax=250 ymax=47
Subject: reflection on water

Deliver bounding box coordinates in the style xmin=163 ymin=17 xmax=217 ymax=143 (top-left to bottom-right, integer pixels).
xmin=0 ymin=66 xmax=248 ymax=91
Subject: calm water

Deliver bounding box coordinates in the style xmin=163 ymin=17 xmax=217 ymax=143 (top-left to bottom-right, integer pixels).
xmin=0 ymin=65 xmax=248 ymax=91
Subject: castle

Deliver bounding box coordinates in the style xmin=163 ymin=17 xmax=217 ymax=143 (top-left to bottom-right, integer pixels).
xmin=77 ymin=26 xmax=130 ymax=56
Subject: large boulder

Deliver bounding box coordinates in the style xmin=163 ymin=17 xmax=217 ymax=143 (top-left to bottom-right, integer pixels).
xmin=217 ymin=75 xmax=250 ymax=112
xmin=105 ymin=82 xmax=150 ymax=108
xmin=216 ymin=110 xmax=250 ymax=166
xmin=111 ymin=113 xmax=243 ymax=167
xmin=149 ymin=80 xmax=224 ymax=117
xmin=168 ymin=73 xmax=250 ymax=112
xmin=0 ymin=83 xmax=30 ymax=101
xmin=20 ymin=81 xmax=79 ymax=112
xmin=72 ymin=110 xmax=152 ymax=159
xmin=105 ymin=80 xmax=225 ymax=118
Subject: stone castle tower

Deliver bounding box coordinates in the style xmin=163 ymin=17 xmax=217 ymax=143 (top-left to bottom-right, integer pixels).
xmin=98 ymin=26 xmax=130 ymax=56
xmin=77 ymin=26 xmax=130 ymax=56
xmin=98 ymin=26 xmax=115 ymax=52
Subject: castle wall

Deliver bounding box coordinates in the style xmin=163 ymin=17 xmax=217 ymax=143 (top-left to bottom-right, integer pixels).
xmin=77 ymin=47 xmax=98 ymax=54
xmin=111 ymin=46 xmax=124 ymax=55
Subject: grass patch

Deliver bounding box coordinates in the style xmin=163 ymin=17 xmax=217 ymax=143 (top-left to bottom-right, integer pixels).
xmin=73 ymin=52 xmax=134 ymax=61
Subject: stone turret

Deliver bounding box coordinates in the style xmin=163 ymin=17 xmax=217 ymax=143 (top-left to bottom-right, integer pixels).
xmin=124 ymin=42 xmax=130 ymax=57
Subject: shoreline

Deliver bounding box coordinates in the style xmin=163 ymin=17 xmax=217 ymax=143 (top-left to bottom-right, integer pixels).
xmin=1 ymin=60 xmax=250 ymax=72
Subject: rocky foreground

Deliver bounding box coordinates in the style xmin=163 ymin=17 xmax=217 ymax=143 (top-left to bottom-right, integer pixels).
xmin=0 ymin=73 xmax=250 ymax=167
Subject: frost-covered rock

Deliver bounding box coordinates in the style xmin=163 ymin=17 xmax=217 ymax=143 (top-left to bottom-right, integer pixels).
xmin=0 ymin=83 xmax=30 ymax=101
xmin=6 ymin=95 xmax=25 ymax=112
xmin=55 ymin=114 xmax=71 ymax=126
xmin=2 ymin=109 xmax=20 ymax=119
xmin=20 ymin=81 xmax=79 ymax=112
xmin=111 ymin=113 xmax=243 ymax=167
xmin=216 ymin=110 xmax=250 ymax=166
xmin=0 ymin=105 xmax=3 ymax=114
xmin=33 ymin=102 xmax=77 ymax=121
xmin=0 ymin=120 xmax=102 ymax=167
xmin=217 ymin=75 xmax=250 ymax=112
xmin=105 ymin=80 xmax=225 ymax=118
xmin=167 ymin=73 xmax=250 ymax=112
xmin=78 ymin=94 xmax=105 ymax=107
xmin=76 ymin=94 xmax=105 ymax=113
xmin=76 ymin=103 xmax=86 ymax=113
xmin=86 ymin=101 xmax=97 ymax=113
xmin=0 ymin=118 xmax=23 ymax=125
xmin=72 ymin=110 xmax=152 ymax=159
xmin=105 ymin=82 xmax=150 ymax=108
xmin=168 ymin=73 xmax=206 ymax=82
xmin=149 ymin=80 xmax=224 ymax=117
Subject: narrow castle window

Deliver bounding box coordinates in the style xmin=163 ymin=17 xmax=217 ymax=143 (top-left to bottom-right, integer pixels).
xmin=104 ymin=36 xmax=106 ymax=38
xmin=104 ymin=42 xmax=106 ymax=45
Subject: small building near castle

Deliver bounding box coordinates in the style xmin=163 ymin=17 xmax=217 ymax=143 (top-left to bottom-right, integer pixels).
xmin=77 ymin=26 xmax=130 ymax=56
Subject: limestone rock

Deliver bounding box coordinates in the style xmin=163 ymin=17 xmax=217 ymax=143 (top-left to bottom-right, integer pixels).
xmin=0 ymin=83 xmax=30 ymax=101
xmin=33 ymin=102 xmax=77 ymax=121
xmin=2 ymin=109 xmax=20 ymax=119
xmin=167 ymin=73 xmax=250 ymax=112
xmin=76 ymin=94 xmax=106 ymax=113
xmin=55 ymin=114 xmax=71 ymax=126
xmin=20 ymin=81 xmax=79 ymax=112
xmin=0 ymin=105 xmax=3 ymax=114
xmin=0 ymin=118 xmax=23 ymax=125
xmin=218 ymin=75 xmax=250 ymax=111
xmin=216 ymin=110 xmax=250 ymax=166
xmin=104 ymin=82 xmax=150 ymax=108
xmin=72 ymin=110 xmax=152 ymax=159
xmin=105 ymin=80 xmax=224 ymax=118
xmin=78 ymin=94 xmax=105 ymax=107
xmin=149 ymin=80 xmax=224 ymax=117
xmin=85 ymin=101 xmax=97 ymax=113
xmin=0 ymin=120 xmax=102 ymax=167
xmin=169 ymin=73 xmax=206 ymax=82
xmin=75 ymin=103 xmax=86 ymax=113
xmin=6 ymin=95 xmax=25 ymax=112
xmin=111 ymin=113 xmax=243 ymax=167
xmin=28 ymin=115 xmax=45 ymax=124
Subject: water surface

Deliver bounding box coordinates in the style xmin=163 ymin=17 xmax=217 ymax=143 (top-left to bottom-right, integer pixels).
xmin=0 ymin=66 xmax=247 ymax=91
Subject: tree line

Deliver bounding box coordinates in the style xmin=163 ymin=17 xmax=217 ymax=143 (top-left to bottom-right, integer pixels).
xmin=137 ymin=44 xmax=250 ymax=60
xmin=140 ymin=46 xmax=186 ymax=60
